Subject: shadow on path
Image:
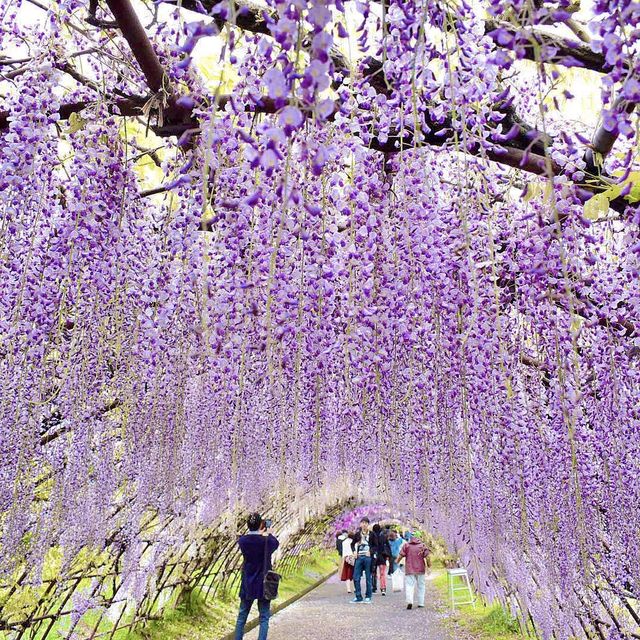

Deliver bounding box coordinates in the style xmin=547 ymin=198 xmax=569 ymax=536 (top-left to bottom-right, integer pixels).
xmin=244 ymin=572 xmax=457 ymax=640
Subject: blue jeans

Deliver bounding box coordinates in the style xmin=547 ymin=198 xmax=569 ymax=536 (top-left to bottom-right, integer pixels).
xmin=234 ymin=598 xmax=270 ymax=640
xmin=353 ymin=556 xmax=372 ymax=600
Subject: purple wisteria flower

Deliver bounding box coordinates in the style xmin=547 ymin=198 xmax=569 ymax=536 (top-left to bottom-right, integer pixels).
xmin=0 ymin=1 xmax=639 ymax=639
xmin=278 ymin=105 xmax=304 ymax=135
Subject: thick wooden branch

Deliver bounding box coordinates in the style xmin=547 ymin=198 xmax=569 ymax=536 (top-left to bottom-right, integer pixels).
xmin=167 ymin=0 xmax=271 ymax=35
xmin=359 ymin=0 xmax=609 ymax=72
xmin=3 ymin=92 xmax=632 ymax=215
xmin=176 ymin=0 xmax=610 ymax=74
xmin=0 ymin=56 xmax=32 ymax=66
xmin=520 ymin=353 xmax=551 ymax=382
xmin=104 ymin=0 xmax=167 ymax=93
xmin=163 ymin=0 xmax=351 ymax=75
xmin=87 ymin=0 xmax=119 ymax=28
xmin=0 ymin=97 xmax=146 ymax=130
xmin=548 ymin=291 xmax=637 ymax=338
xmin=371 ymin=119 xmax=633 ymax=215
xmin=161 ymin=0 xmax=555 ymax=163
xmin=369 ymin=127 xmax=555 ymax=175
xmin=484 ymin=18 xmax=607 ymax=73
xmin=84 ymin=0 xmax=552 ymax=171
xmin=565 ymin=18 xmax=592 ymax=44
xmin=162 ymin=0 xmax=633 ymax=211
xmin=3 ymin=0 xmax=635 ymax=218
xmin=585 ymin=97 xmax=637 ymax=173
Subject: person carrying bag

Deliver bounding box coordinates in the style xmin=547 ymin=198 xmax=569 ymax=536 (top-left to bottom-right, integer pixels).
xmin=392 ymin=565 xmax=405 ymax=592
xmin=340 ymin=532 xmax=356 ymax=593
xmin=234 ymin=513 xmax=280 ymax=640
xmin=263 ymin=529 xmax=282 ymax=601
xmin=397 ymin=532 xmax=431 ymax=610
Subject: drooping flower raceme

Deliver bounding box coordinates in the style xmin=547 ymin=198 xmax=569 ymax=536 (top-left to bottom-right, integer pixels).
xmin=0 ymin=0 xmax=639 ymax=638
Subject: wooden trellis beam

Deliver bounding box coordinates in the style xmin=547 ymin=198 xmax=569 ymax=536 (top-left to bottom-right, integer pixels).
xmin=1 ymin=2 xmax=636 ymax=218
xmin=170 ymin=0 xmax=611 ymax=75
xmin=0 ymin=497 xmax=353 ymax=638
xmin=482 ymin=17 xmax=608 ymax=73
xmin=103 ymin=0 xmax=167 ymax=93
xmin=103 ymin=0 xmax=635 ymax=215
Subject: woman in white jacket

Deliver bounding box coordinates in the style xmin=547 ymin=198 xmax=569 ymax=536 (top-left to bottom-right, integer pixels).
xmin=339 ymin=531 xmax=355 ymax=593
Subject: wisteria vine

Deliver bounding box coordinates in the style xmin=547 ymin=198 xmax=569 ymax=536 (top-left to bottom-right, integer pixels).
xmin=1 ymin=0 xmax=639 ymax=637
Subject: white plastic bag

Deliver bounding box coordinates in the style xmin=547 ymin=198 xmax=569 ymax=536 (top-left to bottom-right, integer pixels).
xmin=392 ymin=566 xmax=404 ymax=592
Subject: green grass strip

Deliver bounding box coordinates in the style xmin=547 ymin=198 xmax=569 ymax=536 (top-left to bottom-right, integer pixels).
xmin=429 ymin=563 xmax=535 ymax=640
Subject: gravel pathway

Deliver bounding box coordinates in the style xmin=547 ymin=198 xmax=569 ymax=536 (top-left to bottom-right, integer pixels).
xmin=243 ymin=571 xmax=456 ymax=640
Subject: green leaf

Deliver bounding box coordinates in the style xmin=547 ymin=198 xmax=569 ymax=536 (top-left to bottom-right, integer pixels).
xmin=583 ymin=192 xmax=609 ymax=220
xmin=591 ymin=151 xmax=604 ymax=169
xmin=68 ymin=112 xmax=86 ymax=134
xmin=621 ymin=171 xmax=640 ymax=203
xmin=523 ymin=183 xmax=541 ymax=203
xmin=598 ymin=171 xmax=640 ymax=205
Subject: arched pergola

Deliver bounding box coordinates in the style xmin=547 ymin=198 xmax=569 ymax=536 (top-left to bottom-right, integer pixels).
xmin=1 ymin=1 xmax=639 ymax=638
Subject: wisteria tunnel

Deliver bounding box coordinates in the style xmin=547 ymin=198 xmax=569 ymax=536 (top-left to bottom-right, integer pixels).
xmin=1 ymin=0 xmax=639 ymax=638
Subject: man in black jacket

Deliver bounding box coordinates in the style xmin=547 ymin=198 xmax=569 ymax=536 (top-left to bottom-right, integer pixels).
xmin=351 ymin=517 xmax=374 ymax=603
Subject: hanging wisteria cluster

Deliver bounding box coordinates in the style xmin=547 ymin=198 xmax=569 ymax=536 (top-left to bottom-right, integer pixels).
xmin=1 ymin=0 xmax=639 ymax=637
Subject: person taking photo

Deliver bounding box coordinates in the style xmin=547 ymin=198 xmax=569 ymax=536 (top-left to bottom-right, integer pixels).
xmin=234 ymin=513 xmax=279 ymax=640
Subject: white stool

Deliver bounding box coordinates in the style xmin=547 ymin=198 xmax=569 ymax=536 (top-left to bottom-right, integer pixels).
xmin=447 ymin=567 xmax=475 ymax=610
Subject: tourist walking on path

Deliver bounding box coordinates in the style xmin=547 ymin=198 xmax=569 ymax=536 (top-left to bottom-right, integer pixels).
xmin=340 ymin=531 xmax=355 ymax=593
xmin=234 ymin=513 xmax=280 ymax=640
xmin=372 ymin=524 xmax=391 ymax=595
xmin=388 ymin=529 xmax=405 ymax=575
xmin=351 ymin=517 xmax=374 ymax=603
xmin=397 ymin=533 xmax=431 ymax=610
xmin=370 ymin=523 xmax=379 ymax=593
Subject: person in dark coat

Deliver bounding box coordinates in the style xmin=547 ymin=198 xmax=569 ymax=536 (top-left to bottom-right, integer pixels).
xmin=234 ymin=513 xmax=279 ymax=640
xmin=372 ymin=524 xmax=392 ymax=595
xmin=369 ymin=525 xmax=379 ymax=593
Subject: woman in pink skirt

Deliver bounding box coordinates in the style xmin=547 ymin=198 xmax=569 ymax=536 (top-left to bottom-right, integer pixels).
xmin=340 ymin=531 xmax=355 ymax=592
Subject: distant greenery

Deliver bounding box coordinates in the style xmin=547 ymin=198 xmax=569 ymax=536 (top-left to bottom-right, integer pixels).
xmin=429 ymin=561 xmax=533 ymax=640
xmin=130 ymin=548 xmax=339 ymax=640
